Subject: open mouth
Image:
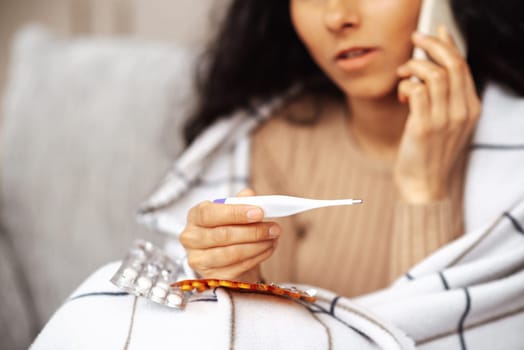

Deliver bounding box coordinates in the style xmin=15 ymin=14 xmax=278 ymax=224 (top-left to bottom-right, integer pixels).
xmin=334 ymin=47 xmax=379 ymax=71
xmin=336 ymin=48 xmax=374 ymax=60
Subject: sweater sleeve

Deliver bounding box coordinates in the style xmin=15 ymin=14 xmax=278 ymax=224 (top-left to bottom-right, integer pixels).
xmin=389 ymin=199 xmax=455 ymax=281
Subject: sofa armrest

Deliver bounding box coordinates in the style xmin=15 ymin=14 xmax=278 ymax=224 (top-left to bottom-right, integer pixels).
xmin=0 ymin=26 xmax=198 ymax=347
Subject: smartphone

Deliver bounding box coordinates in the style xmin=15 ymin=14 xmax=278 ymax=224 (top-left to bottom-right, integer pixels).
xmin=413 ymin=0 xmax=467 ymax=60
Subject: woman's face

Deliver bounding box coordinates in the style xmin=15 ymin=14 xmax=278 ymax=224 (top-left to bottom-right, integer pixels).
xmin=290 ymin=0 xmax=421 ymax=100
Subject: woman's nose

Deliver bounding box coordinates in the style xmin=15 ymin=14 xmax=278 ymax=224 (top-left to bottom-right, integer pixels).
xmin=323 ymin=0 xmax=360 ymax=34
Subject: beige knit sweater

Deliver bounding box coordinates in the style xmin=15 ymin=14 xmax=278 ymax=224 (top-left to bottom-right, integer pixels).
xmin=251 ymin=99 xmax=465 ymax=297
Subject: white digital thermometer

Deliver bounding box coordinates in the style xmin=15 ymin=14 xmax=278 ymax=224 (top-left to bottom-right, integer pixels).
xmin=213 ymin=195 xmax=363 ymax=218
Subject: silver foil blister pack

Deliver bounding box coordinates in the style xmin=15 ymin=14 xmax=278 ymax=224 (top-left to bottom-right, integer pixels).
xmin=110 ymin=240 xmax=190 ymax=309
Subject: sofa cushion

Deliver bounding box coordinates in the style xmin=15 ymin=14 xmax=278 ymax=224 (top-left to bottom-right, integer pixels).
xmin=0 ymin=26 xmax=196 ymax=342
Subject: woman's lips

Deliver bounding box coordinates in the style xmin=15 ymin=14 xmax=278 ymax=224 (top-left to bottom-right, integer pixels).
xmin=334 ymin=47 xmax=379 ymax=71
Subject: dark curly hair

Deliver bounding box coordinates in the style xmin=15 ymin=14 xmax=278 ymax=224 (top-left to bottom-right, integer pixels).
xmin=184 ymin=0 xmax=524 ymax=145
xmin=452 ymin=0 xmax=524 ymax=96
xmin=183 ymin=0 xmax=339 ymax=145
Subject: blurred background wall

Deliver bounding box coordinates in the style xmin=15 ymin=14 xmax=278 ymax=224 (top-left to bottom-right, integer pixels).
xmin=0 ymin=1 xmax=231 ymax=348
xmin=0 ymin=0 xmax=228 ymax=107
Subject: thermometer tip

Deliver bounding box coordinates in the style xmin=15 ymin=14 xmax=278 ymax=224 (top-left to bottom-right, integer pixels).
xmin=353 ymin=199 xmax=364 ymax=205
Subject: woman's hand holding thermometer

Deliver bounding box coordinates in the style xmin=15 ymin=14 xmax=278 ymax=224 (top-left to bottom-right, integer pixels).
xmin=180 ymin=189 xmax=280 ymax=282
xmin=180 ymin=189 xmax=363 ymax=282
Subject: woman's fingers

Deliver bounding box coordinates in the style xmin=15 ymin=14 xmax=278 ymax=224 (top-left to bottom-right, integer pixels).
xmin=180 ymin=222 xmax=281 ymax=249
xmin=401 ymin=27 xmax=478 ymax=148
xmin=437 ymin=24 xmax=463 ymax=55
xmin=187 ymin=188 xmax=262 ymax=227
xmin=412 ymin=30 xmax=468 ymax=128
xmin=412 ymin=31 xmax=463 ymax=63
xmin=398 ymin=79 xmax=430 ymax=134
xmin=187 ymin=201 xmax=264 ymax=227
xmin=194 ymin=245 xmax=276 ymax=280
xmin=434 ymin=26 xmax=480 ymax=150
xmin=397 ymin=59 xmax=448 ymax=128
xmin=181 ymin=187 xmax=277 ymax=280
xmin=187 ymin=240 xmax=277 ymax=272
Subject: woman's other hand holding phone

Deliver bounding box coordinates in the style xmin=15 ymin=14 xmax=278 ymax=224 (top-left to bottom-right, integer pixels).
xmin=180 ymin=188 xmax=280 ymax=282
xmin=395 ymin=25 xmax=481 ymax=204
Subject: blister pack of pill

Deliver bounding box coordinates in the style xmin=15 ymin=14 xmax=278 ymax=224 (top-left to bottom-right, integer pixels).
xmin=110 ymin=240 xmax=190 ymax=309
xmin=111 ymin=240 xmax=317 ymax=309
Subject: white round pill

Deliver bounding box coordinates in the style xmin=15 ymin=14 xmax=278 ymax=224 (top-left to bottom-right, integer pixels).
xmin=151 ymin=285 xmax=168 ymax=300
xmin=136 ymin=276 xmax=152 ymax=291
xmin=122 ymin=268 xmax=138 ymax=281
xmin=166 ymin=292 xmax=183 ymax=307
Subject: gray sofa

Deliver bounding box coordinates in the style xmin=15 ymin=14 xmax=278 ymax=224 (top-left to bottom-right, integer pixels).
xmin=0 ymin=27 xmax=197 ymax=349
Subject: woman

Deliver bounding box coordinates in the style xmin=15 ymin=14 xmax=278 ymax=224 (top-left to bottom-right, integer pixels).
xmin=32 ymin=1 xmax=524 ymax=349
xmin=174 ymin=0 xmax=481 ymax=297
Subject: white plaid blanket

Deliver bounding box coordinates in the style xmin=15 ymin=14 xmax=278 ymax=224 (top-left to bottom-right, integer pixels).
xmin=31 ymin=83 xmax=524 ymax=349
